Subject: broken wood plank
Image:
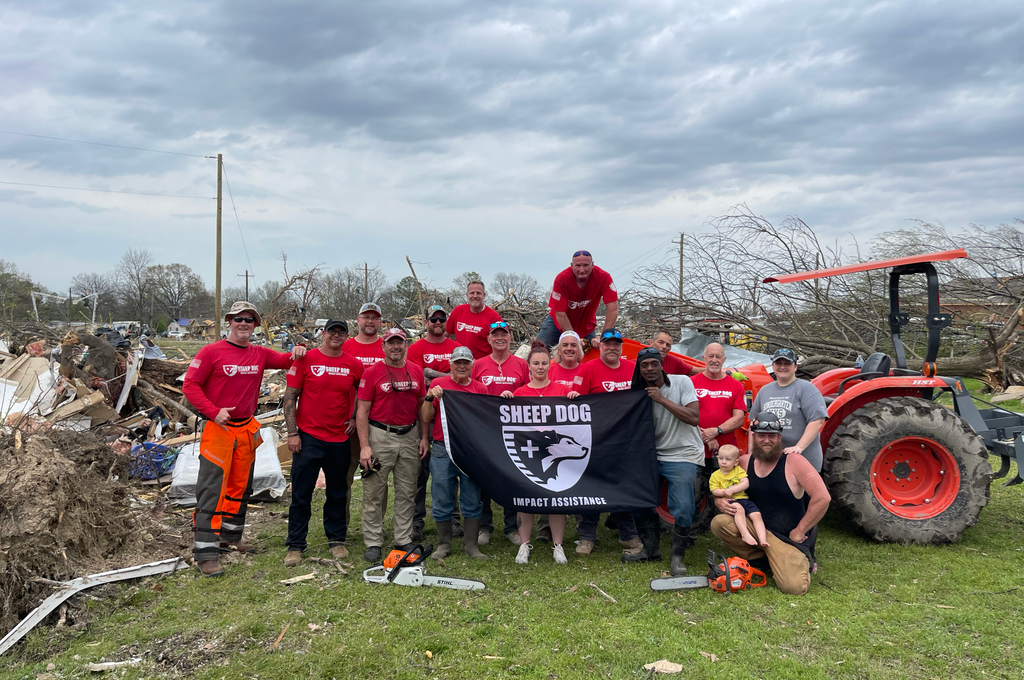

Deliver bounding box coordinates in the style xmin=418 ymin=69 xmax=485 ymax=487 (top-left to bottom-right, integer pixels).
xmin=279 ymin=572 xmax=316 ymax=585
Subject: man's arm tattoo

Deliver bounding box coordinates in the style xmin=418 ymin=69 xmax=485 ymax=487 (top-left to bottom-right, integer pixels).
xmin=424 ymin=368 xmax=448 ymax=380
xmin=283 ymin=386 xmax=301 ymax=435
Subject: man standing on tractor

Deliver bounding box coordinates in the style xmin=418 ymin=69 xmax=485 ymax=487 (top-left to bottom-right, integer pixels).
xmin=183 ymin=301 xmax=307 ymax=577
xmin=710 ymin=411 xmax=830 ymax=595
xmin=626 ymin=347 xmax=704 ymax=575
xmin=537 ymin=250 xmax=619 ymax=350
xmin=750 ymin=348 xmax=828 ymax=471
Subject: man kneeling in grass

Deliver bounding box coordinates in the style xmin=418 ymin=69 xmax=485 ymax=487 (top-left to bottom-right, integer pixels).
xmin=710 ymin=411 xmax=830 ymax=596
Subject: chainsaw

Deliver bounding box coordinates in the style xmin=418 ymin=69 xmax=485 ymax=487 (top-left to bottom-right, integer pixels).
xmin=650 ymin=550 xmax=767 ymax=593
xmin=362 ymin=544 xmax=486 ymax=590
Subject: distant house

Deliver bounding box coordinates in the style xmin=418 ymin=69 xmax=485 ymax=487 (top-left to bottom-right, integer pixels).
xmin=166 ymin=319 xmax=189 ymax=334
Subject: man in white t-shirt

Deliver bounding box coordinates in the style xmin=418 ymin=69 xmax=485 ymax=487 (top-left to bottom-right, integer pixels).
xmin=625 ymin=347 xmax=703 ymax=576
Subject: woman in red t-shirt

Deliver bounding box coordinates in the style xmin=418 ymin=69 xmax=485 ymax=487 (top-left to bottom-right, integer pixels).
xmin=510 ymin=340 xmax=575 ymax=565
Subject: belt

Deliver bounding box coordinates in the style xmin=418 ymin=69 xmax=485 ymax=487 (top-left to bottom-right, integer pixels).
xmin=227 ymin=416 xmax=253 ymax=425
xmin=369 ymin=420 xmax=416 ymax=435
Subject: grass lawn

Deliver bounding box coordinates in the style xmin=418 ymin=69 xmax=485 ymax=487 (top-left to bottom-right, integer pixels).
xmin=3 ymin=459 xmax=1023 ymax=680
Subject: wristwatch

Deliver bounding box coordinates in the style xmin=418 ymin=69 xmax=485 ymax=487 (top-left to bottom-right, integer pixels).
xmin=425 ymin=395 xmax=435 ymax=402
xmin=716 ymin=426 xmax=723 ymax=436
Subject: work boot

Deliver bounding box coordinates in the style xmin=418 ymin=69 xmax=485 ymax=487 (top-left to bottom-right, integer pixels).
xmin=363 ymin=545 xmax=382 ymax=563
xmin=330 ymin=544 xmax=349 ymax=560
xmin=505 ymin=531 xmax=521 ymax=546
xmin=453 ymin=520 xmax=464 ymax=538
xmin=622 ymin=521 xmax=662 ymax=563
xmin=284 ymin=550 xmax=302 ymax=567
xmin=432 ymin=520 xmax=453 ymax=559
xmin=575 ymin=539 xmax=595 ymax=556
xmin=462 ymin=518 xmax=489 ymax=559
xmin=411 ymin=525 xmax=424 ymax=543
xmin=221 ymin=540 xmax=256 ymax=554
xmin=537 ymin=526 xmax=553 ymax=544
xmin=669 ymin=525 xmax=690 ymax=576
xmin=478 ymin=530 xmax=491 ymax=545
xmin=619 ymin=537 xmax=642 ymax=554
xmin=196 ymin=559 xmax=224 ymax=577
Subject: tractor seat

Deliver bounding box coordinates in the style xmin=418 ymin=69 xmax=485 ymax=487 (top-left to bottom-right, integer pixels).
xmin=861 ymin=352 xmax=891 ymax=377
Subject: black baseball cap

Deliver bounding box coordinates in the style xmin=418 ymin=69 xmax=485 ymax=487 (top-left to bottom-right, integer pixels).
xmin=324 ymin=319 xmax=348 ymax=332
xmin=600 ymin=328 xmax=623 ymax=342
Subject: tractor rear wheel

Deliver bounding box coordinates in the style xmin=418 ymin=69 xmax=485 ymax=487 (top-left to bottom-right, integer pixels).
xmin=824 ymin=397 xmax=992 ymax=544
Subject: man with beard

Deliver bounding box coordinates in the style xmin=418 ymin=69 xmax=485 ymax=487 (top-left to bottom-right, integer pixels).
xmin=625 ymin=347 xmax=703 ymax=575
xmin=356 ymin=328 xmax=428 ymax=563
xmin=709 ymin=412 xmax=830 ymax=595
xmin=407 ymin=305 xmax=461 ymax=541
xmin=282 ymin=319 xmax=363 ymax=567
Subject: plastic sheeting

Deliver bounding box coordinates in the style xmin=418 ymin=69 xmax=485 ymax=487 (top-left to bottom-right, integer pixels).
xmin=671 ymin=328 xmax=774 ymax=370
xmin=166 ymin=427 xmax=287 ymax=506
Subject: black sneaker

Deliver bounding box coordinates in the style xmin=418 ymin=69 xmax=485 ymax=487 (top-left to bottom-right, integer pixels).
xmin=363 ymin=546 xmax=382 ymax=563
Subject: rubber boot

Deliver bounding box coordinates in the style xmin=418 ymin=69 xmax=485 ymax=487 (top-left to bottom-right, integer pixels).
xmin=463 ymin=518 xmax=489 ymax=559
xmin=622 ymin=518 xmax=662 ymax=563
xmin=669 ymin=525 xmax=690 ymax=576
xmin=432 ymin=520 xmax=453 ymax=560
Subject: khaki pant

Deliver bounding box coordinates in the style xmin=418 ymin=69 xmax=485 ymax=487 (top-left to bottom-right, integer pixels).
xmin=710 ymin=514 xmax=811 ymax=596
xmin=361 ymin=425 xmax=421 ymax=547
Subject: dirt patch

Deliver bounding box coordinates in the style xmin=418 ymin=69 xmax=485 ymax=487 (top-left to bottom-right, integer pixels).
xmin=0 ymin=431 xmax=175 ymax=632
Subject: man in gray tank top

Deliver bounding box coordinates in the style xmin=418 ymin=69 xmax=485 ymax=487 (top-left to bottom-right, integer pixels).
xmin=749 ymin=348 xmax=828 ymax=471
xmin=710 ymin=412 xmax=831 ymax=595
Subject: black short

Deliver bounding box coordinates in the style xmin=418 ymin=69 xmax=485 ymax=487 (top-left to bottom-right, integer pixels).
xmin=729 ymin=499 xmax=760 ymax=514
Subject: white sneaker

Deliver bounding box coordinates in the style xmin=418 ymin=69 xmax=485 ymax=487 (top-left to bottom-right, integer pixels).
xmin=553 ymin=544 xmax=567 ymax=564
xmin=515 ymin=543 xmax=532 ymax=564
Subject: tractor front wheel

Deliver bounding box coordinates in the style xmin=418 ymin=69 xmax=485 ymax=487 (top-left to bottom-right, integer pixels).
xmin=824 ymin=397 xmax=992 ymax=544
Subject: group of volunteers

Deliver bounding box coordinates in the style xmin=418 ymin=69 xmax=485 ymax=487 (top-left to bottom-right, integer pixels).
xmin=182 ymin=250 xmax=831 ymax=596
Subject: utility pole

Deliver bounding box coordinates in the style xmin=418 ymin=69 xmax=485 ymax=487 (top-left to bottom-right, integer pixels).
xmin=67 ymin=287 xmax=72 ymax=326
xmin=239 ymin=270 xmax=253 ymax=300
xmin=215 ymin=153 xmax=223 ymax=339
xmin=673 ymin=232 xmax=684 ymax=300
xmin=364 ymin=263 xmax=369 ymax=301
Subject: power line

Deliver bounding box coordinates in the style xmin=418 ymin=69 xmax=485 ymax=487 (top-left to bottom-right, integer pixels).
xmin=609 ymin=238 xmax=674 ymax=275
xmin=0 ymin=180 xmax=214 ymax=199
xmin=221 ymin=162 xmax=255 ymax=285
xmin=0 ymin=129 xmax=209 ymax=158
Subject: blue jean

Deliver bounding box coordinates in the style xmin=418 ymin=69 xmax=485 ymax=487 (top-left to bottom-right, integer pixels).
xmin=658 ymin=460 xmax=701 ymax=528
xmin=286 ymin=431 xmax=350 ymax=551
xmin=537 ymin=314 xmax=598 ymax=349
xmin=577 ymin=511 xmax=638 ymax=542
xmin=430 ymin=441 xmax=483 ymax=521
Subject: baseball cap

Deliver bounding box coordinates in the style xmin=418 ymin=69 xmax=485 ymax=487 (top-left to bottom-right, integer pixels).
xmin=359 ymin=302 xmax=382 ymax=317
xmin=749 ymin=411 xmax=785 ymax=433
xmin=324 ymin=319 xmax=348 ymax=332
xmin=225 ymin=301 xmax=261 ymax=325
xmin=771 ymin=348 xmax=798 ymax=364
xmin=450 ymin=346 xmax=474 ymax=363
xmin=428 ymin=305 xmax=446 ymax=318
xmin=488 ymin=320 xmax=510 ymax=334
xmin=636 ymin=347 xmax=662 ymax=363
xmin=600 ymin=328 xmax=623 ymax=342
xmin=558 ymin=330 xmax=581 ymax=344
xmin=381 ymin=327 xmax=407 ymax=342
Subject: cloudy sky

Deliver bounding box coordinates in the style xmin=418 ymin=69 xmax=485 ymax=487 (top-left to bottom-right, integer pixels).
xmin=2 ymin=0 xmax=1022 ymax=299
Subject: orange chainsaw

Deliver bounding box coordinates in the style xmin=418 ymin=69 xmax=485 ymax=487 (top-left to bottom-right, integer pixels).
xmin=363 ymin=544 xmax=486 ymax=590
xmin=650 ymin=550 xmax=767 ymax=592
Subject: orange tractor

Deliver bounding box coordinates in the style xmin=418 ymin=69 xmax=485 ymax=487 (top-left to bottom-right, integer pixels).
xmin=615 ymin=248 xmax=1014 ymax=544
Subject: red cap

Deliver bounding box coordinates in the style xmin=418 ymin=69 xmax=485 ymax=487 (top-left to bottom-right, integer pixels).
xmin=381 ymin=327 xmax=407 ymax=342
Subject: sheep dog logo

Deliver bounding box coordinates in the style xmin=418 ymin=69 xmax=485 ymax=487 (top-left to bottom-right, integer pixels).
xmin=502 ymin=425 xmax=592 ymax=492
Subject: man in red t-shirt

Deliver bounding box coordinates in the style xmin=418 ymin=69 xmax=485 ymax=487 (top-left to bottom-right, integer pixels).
xmin=282 ymin=319 xmax=363 ymax=567
xmin=183 ymin=301 xmax=306 ymax=577
xmin=419 ymin=346 xmax=490 ymax=559
xmin=340 ymin=302 xmax=385 ymax=524
xmin=692 ymin=342 xmax=746 ymax=457
xmin=406 ymin=304 xmax=461 ymax=541
xmin=355 ymin=328 xmax=428 ymax=563
xmin=538 ymin=250 xmax=619 ymax=350
xmin=568 ymin=328 xmax=641 ymax=557
xmin=650 ymin=330 xmax=700 ymax=377
xmin=471 ymin=321 xmax=529 ymax=544
xmin=446 ymin=280 xmax=503 ymax=359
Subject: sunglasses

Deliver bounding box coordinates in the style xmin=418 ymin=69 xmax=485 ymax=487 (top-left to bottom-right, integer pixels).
xmin=428 ymin=317 xmax=446 ymax=324
xmin=360 ymin=457 xmax=382 ymax=477
xmin=751 ymin=419 xmax=784 ymax=433
xmin=601 ymin=330 xmax=623 ymax=340
xmin=386 ymin=367 xmax=414 ymax=392
xmin=232 ymin=316 xmax=255 ymax=324
xmin=489 ymin=321 xmax=510 ymax=329
xmin=573 ymin=250 xmax=592 ymax=258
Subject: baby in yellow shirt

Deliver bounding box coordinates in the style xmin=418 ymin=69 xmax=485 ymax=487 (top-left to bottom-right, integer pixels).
xmin=709 ymin=445 xmax=769 ymax=547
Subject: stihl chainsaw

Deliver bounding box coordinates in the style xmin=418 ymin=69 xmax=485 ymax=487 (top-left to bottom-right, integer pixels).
xmin=362 ymin=544 xmax=486 ymax=590
xmin=650 ymin=550 xmax=767 ymax=593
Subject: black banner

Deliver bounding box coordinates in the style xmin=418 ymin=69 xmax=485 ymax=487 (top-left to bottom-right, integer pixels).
xmin=440 ymin=390 xmax=659 ymax=513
